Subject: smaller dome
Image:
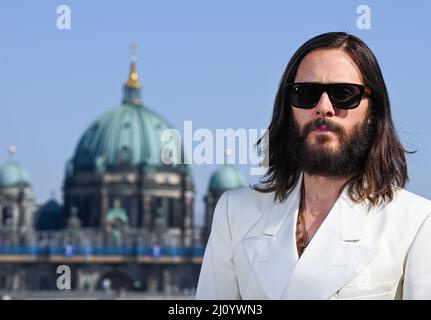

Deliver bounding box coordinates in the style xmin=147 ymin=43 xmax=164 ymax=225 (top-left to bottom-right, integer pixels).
xmin=0 ymin=158 xmax=30 ymax=188
xmin=36 ymin=199 xmax=64 ymax=230
xmin=209 ymin=164 xmax=247 ymax=192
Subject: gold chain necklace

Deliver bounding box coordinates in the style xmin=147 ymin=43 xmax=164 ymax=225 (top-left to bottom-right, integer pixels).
xmin=297 ymin=182 xmax=310 ymax=254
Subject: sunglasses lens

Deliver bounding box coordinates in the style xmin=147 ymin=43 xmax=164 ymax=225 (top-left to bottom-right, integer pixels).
xmin=329 ymin=84 xmax=362 ymax=109
xmin=289 ymin=84 xmax=322 ymax=109
xmin=287 ymin=83 xmax=368 ymax=109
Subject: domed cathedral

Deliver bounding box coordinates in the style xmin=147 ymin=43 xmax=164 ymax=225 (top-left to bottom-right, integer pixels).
xmin=49 ymin=53 xmax=199 ymax=295
xmin=0 ymin=54 xmax=200 ymax=295
xmin=0 ymin=146 xmax=36 ymax=232
xmin=63 ymin=53 xmax=195 ymax=243
xmin=0 ymin=52 xmax=249 ymax=296
xmin=204 ymin=163 xmax=246 ymax=243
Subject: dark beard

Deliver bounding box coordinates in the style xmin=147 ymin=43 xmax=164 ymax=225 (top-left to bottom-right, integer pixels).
xmin=287 ymin=114 xmax=374 ymax=177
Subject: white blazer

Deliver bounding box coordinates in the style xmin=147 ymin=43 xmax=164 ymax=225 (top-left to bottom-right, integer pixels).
xmin=196 ymin=173 xmax=431 ymax=300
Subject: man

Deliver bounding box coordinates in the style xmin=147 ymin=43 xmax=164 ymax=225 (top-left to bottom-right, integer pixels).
xmin=196 ymin=32 xmax=431 ymax=300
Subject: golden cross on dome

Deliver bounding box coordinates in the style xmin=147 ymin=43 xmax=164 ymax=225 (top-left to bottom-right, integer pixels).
xmin=127 ymin=43 xmax=140 ymax=88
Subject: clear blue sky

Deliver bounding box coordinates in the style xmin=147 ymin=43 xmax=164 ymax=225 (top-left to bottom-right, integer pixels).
xmin=1 ymin=1 xmax=430 ymax=226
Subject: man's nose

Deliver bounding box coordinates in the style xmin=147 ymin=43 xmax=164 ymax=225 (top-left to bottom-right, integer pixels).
xmin=315 ymin=92 xmax=335 ymax=117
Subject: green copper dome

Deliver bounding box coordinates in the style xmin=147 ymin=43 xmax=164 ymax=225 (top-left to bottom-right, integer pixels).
xmin=0 ymin=158 xmax=30 ymax=188
xmin=209 ymin=164 xmax=247 ymax=191
xmin=72 ymin=58 xmax=188 ymax=173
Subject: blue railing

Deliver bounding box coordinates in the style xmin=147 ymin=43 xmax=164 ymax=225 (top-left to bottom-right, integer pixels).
xmin=0 ymin=244 xmax=205 ymax=258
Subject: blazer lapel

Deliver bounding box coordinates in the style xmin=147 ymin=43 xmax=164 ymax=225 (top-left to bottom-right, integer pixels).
xmin=283 ymin=188 xmax=379 ymax=299
xmin=241 ymin=173 xmax=303 ymax=299
xmin=242 ymin=173 xmax=380 ymax=300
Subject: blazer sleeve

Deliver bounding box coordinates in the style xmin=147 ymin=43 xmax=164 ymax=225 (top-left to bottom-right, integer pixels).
xmin=195 ymin=190 xmax=241 ymax=299
xmin=403 ymin=212 xmax=431 ymax=299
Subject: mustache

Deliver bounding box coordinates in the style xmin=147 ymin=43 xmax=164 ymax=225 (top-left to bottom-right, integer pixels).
xmin=302 ymin=118 xmax=344 ymax=137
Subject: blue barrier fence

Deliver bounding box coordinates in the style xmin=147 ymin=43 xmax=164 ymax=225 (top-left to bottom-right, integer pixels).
xmin=0 ymin=245 xmax=206 ymax=257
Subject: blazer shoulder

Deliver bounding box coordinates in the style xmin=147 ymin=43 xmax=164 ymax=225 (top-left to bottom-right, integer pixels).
xmin=397 ymin=189 xmax=431 ymax=207
xmin=379 ymin=188 xmax=431 ymax=233
xmin=391 ymin=188 xmax=431 ymax=215
xmin=218 ymin=186 xmax=274 ymax=246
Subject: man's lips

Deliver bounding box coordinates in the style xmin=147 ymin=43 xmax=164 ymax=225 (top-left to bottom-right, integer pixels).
xmin=312 ymin=125 xmax=333 ymax=133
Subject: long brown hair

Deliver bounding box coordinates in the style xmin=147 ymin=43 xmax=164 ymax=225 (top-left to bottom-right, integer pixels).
xmin=253 ymin=32 xmax=410 ymax=207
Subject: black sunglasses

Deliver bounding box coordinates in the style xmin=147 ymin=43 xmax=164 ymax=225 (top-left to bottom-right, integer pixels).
xmin=286 ymin=82 xmax=372 ymax=110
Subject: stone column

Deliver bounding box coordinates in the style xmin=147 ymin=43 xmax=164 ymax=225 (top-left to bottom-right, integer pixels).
xmin=182 ymin=193 xmax=194 ymax=248
xmin=100 ymin=188 xmax=108 ymax=228
xmin=12 ymin=204 xmax=19 ymax=229
xmin=163 ymin=267 xmax=173 ymax=295
xmin=147 ymin=266 xmax=159 ymax=293
xmin=141 ymin=194 xmax=152 ymax=228
xmin=183 ymin=196 xmax=193 ymax=230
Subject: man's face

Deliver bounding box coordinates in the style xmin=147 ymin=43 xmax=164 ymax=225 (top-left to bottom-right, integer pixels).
xmin=289 ymin=48 xmax=372 ymax=176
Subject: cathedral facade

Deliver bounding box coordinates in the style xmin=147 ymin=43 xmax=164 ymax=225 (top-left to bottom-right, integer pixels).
xmin=0 ymin=56 xmax=246 ymax=296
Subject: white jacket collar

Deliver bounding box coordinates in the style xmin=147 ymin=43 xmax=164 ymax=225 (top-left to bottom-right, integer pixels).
xmin=242 ymin=172 xmax=379 ymax=299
